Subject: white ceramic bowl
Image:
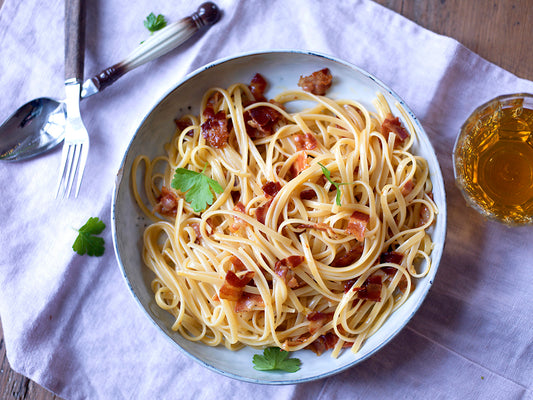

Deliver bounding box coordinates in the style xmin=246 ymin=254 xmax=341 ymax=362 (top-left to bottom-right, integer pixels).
xmin=111 ymin=50 xmax=447 ymax=384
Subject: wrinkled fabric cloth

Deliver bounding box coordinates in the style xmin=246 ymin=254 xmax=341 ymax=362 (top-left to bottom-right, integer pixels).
xmin=0 ymin=1 xmax=532 ymax=399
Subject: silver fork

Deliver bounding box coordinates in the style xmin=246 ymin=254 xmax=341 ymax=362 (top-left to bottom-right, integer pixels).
xmin=55 ymin=81 xmax=89 ymax=198
xmin=55 ymin=0 xmax=88 ymax=198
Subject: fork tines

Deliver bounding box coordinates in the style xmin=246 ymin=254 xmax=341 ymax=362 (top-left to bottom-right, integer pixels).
xmin=55 ymin=140 xmax=89 ymax=198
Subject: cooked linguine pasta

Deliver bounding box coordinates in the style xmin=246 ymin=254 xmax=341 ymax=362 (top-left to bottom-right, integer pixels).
xmin=132 ymin=70 xmax=437 ymax=357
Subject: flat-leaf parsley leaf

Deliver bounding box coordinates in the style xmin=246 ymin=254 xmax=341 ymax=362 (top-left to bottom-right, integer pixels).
xmin=171 ymin=165 xmax=223 ymax=213
xmin=318 ymin=162 xmax=349 ymax=206
xmin=253 ymin=347 xmax=301 ymax=373
xmin=72 ymin=217 xmax=106 ymax=256
xmin=143 ymin=12 xmax=167 ymax=34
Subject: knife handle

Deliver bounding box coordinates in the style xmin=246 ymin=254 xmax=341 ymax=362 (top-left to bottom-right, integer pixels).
xmin=87 ymin=2 xmax=220 ymax=94
xmin=65 ymin=0 xmax=86 ymax=83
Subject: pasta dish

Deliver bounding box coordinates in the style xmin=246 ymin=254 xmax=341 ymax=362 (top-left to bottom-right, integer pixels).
xmin=132 ymin=69 xmax=437 ymax=357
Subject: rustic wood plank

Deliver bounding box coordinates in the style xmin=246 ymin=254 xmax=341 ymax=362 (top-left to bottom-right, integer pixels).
xmin=374 ymin=0 xmax=533 ymax=80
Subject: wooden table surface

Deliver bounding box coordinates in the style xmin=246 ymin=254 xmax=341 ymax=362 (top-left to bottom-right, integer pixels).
xmin=1 ymin=1 xmax=532 ymax=399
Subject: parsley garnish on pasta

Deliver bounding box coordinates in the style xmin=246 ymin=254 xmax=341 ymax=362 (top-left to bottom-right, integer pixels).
xmin=171 ymin=165 xmax=223 ymax=213
xmin=318 ymin=162 xmax=350 ymax=206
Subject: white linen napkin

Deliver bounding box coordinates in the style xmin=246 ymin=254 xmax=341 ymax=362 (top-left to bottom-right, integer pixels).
xmin=1 ymin=1 xmax=532 ymax=399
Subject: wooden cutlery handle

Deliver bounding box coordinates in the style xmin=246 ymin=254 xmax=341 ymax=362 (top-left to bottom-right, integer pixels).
xmin=65 ymin=0 xmax=86 ymax=82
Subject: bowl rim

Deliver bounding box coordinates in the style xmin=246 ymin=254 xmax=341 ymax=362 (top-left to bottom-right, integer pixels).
xmin=111 ymin=49 xmax=448 ymax=384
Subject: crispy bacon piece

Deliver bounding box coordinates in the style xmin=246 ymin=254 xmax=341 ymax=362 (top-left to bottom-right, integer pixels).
xmin=249 ymin=73 xmax=267 ymax=101
xmin=226 ymin=270 xmax=254 ymax=288
xmin=398 ymin=275 xmax=411 ymax=293
xmin=219 ymin=270 xmax=255 ymax=301
xmin=154 ymin=186 xmax=179 ymax=217
xmin=382 ymin=267 xmax=397 ymax=276
xmin=279 ymin=271 xmax=299 ymax=288
xmin=274 ymin=255 xmax=304 ymax=288
xmin=288 ymin=151 xmax=309 ymax=180
xmin=297 ymin=222 xmax=332 ymax=234
xmin=299 ymin=189 xmax=316 ymax=200
xmin=344 ymin=278 xmax=358 ymax=293
xmin=201 ymin=108 xmax=229 ymax=148
xmin=294 ymin=133 xmax=318 ymax=150
xmin=206 ymin=92 xmax=223 ymax=110
xmin=190 ymin=219 xmax=214 ymax=243
xmin=235 ymin=292 xmax=265 ymax=313
xmin=244 ymin=74 xmax=283 ymax=138
xmin=174 ymin=117 xmax=193 ymax=135
xmin=234 ymin=201 xmax=246 ymax=214
xmin=401 ymin=179 xmax=415 ymax=196
xmin=229 ymin=202 xmax=247 ymax=232
xmin=255 ymin=199 xmax=272 ymax=224
xmin=307 ymin=311 xmax=334 ymax=335
xmin=353 ymin=274 xmax=382 ymax=302
xmin=296 ymin=151 xmax=309 ymax=172
xmin=262 ymin=181 xmax=282 ymax=197
xmin=298 ymin=68 xmax=333 ymax=95
xmin=379 ymin=267 xmax=411 ymax=294
xmin=380 ymin=251 xmax=404 ymax=275
xmin=417 ymin=193 xmax=435 ymax=227
xmin=245 ymin=106 xmax=282 ymax=138
xmin=306 ymin=332 xmax=338 ymax=356
xmin=231 ymin=190 xmax=241 ymax=204
xmin=281 ymin=255 xmax=305 ymax=268
xmin=345 ymin=274 xmax=383 ymax=301
xmin=382 ymin=114 xmax=409 ymax=144
xmin=230 ymin=255 xmax=247 ymax=272
xmin=331 ymin=243 xmax=364 ymax=267
xmin=418 ymin=204 xmax=431 ymax=227
xmin=281 ymin=333 xmax=311 ymax=351
xmin=380 ymin=251 xmax=404 ymax=265
xmin=346 ymin=211 xmax=369 ymax=242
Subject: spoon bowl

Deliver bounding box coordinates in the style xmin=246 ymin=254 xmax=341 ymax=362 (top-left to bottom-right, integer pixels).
xmin=0 ymin=98 xmax=65 ymax=161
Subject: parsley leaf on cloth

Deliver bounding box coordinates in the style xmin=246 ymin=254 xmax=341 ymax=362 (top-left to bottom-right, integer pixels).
xmin=253 ymin=347 xmax=301 ymax=373
xmin=318 ymin=162 xmax=349 ymax=206
xmin=171 ymin=166 xmax=223 ymax=213
xmin=72 ymin=217 xmax=106 ymax=256
xmin=143 ymin=12 xmax=167 ymax=34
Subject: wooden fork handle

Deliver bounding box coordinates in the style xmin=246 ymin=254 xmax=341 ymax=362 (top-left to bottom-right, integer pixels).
xmin=65 ymin=0 xmax=86 ymax=82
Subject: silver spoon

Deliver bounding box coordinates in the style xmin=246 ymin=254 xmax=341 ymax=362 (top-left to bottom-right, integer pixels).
xmin=0 ymin=2 xmax=220 ymax=162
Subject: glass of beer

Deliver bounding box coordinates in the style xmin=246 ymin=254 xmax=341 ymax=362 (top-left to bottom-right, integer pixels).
xmin=453 ymin=93 xmax=533 ymax=225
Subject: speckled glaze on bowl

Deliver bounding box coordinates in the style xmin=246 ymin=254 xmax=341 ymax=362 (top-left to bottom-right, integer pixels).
xmin=111 ymin=50 xmax=447 ymax=384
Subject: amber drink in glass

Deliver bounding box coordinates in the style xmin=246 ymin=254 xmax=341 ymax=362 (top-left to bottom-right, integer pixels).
xmin=453 ymin=93 xmax=533 ymax=225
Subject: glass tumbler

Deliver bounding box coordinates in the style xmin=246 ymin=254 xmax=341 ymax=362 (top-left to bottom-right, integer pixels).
xmin=453 ymin=93 xmax=533 ymax=225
